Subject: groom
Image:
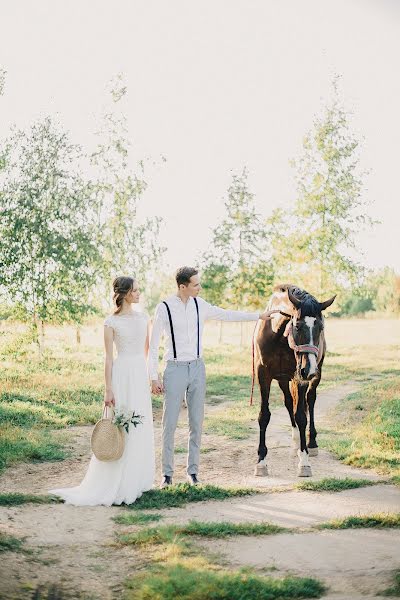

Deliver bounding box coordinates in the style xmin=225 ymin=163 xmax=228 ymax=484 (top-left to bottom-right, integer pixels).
xmin=149 ymin=266 xmax=276 ymax=488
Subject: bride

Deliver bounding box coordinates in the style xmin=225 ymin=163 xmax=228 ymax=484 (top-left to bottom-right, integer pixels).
xmin=49 ymin=276 xmax=155 ymax=506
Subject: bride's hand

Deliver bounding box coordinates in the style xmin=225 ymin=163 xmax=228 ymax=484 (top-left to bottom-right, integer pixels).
xmin=104 ymin=389 xmax=115 ymax=407
xmin=151 ymin=380 xmax=163 ymax=395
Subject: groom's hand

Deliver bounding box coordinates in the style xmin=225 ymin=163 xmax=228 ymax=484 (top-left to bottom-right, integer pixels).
xmin=151 ymin=380 xmax=164 ymax=395
xmin=259 ymin=309 xmax=280 ymax=320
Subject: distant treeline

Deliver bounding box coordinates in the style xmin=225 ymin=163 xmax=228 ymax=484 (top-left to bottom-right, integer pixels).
xmin=1 ymin=71 xmax=398 ymax=363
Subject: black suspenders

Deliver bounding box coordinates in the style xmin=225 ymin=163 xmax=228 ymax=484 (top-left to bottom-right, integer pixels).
xmin=162 ymin=301 xmax=177 ymax=359
xmin=162 ymin=298 xmax=200 ymax=360
xmin=194 ymin=297 xmax=200 ymax=358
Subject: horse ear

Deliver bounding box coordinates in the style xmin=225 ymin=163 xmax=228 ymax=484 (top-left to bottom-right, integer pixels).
xmin=319 ymin=295 xmax=336 ymax=311
xmin=288 ymin=288 xmax=301 ymax=309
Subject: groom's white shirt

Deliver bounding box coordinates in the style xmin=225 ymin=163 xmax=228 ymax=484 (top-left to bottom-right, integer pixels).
xmin=148 ymin=295 xmax=260 ymax=380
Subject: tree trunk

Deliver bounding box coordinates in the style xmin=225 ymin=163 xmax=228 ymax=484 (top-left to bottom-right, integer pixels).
xmin=32 ymin=314 xmax=42 ymax=359
xmin=39 ymin=320 xmax=45 ymax=357
xmin=76 ymin=326 xmax=81 ymax=345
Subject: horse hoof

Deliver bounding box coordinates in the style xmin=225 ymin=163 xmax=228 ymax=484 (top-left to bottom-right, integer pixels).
xmin=308 ymin=447 xmax=318 ymax=457
xmin=297 ymin=465 xmax=312 ymax=477
xmin=254 ymin=464 xmax=269 ymax=477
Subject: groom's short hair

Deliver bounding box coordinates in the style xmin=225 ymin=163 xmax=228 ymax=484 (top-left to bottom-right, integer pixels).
xmin=176 ymin=266 xmax=198 ymax=287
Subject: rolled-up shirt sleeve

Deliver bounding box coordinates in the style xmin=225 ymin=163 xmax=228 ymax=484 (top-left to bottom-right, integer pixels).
xmin=148 ymin=303 xmax=166 ymax=380
xmin=203 ymin=300 xmax=260 ymax=322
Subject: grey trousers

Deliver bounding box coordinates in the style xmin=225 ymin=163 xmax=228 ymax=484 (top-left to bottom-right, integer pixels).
xmin=162 ymin=358 xmax=206 ymax=477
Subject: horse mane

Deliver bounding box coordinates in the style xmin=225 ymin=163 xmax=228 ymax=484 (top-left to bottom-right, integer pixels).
xmin=273 ymin=283 xmax=322 ymax=318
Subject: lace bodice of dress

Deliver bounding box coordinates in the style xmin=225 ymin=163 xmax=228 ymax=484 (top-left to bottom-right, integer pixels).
xmin=104 ymin=312 xmax=148 ymax=357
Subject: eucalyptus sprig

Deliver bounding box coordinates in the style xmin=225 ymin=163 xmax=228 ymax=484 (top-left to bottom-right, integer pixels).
xmin=113 ymin=411 xmax=144 ymax=434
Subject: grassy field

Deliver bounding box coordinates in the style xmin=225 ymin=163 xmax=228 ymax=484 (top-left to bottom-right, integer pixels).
xmin=0 ymin=317 xmax=399 ymax=474
xmin=320 ymin=376 xmax=400 ymax=479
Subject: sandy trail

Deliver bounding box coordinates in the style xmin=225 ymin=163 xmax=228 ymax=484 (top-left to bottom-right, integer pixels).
xmin=0 ymin=381 xmax=399 ymax=599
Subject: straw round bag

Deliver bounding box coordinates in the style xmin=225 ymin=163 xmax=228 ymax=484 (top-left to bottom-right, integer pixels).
xmin=91 ymin=406 xmax=125 ymax=461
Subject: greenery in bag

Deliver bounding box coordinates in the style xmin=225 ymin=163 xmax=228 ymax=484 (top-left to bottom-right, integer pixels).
xmin=112 ymin=411 xmax=144 ymax=434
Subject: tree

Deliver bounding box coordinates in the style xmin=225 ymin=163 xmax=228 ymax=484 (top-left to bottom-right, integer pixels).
xmin=91 ymin=74 xmax=165 ymax=298
xmin=201 ymin=168 xmax=274 ymax=343
xmin=0 ymin=117 xmax=100 ymax=355
xmin=271 ymin=77 xmax=373 ymax=300
xmin=203 ymin=168 xmax=273 ymax=310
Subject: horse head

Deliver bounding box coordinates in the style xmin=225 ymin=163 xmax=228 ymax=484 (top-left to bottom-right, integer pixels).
xmin=287 ymin=286 xmax=336 ymax=382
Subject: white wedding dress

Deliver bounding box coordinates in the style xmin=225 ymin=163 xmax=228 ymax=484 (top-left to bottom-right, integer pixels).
xmin=49 ymin=311 xmax=155 ymax=506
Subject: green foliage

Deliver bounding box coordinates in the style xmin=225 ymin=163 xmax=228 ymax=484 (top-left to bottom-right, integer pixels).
xmin=316 ymin=513 xmax=400 ymax=530
xmin=381 ymin=570 xmax=400 ymax=597
xmin=0 ymin=532 xmax=25 ymax=553
xmin=333 ymin=267 xmax=400 ymax=316
xmin=124 ymin=484 xmax=257 ymax=510
xmin=0 ymin=116 xmax=100 ymax=349
xmin=120 ymin=521 xmax=287 ymax=546
xmin=270 ymin=76 xmax=372 ymax=301
xmin=0 ymin=493 xmax=62 ymax=506
xmin=113 ymin=512 xmax=163 ymax=526
xmin=201 ymin=168 xmax=274 ymax=311
xmin=204 ymin=404 xmax=255 ymax=439
xmin=120 ymin=520 xmax=288 ymax=553
xmin=125 ymin=563 xmax=326 ymax=600
xmin=0 ymin=424 xmax=66 ymax=472
xmin=91 ymin=74 xmax=165 ymax=291
xmin=295 ymin=477 xmax=381 ymax=492
xmin=320 ymin=376 xmax=400 ymax=478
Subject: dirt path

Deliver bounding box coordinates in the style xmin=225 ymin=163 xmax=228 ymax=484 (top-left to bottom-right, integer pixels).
xmin=0 ymin=382 xmax=399 ymax=599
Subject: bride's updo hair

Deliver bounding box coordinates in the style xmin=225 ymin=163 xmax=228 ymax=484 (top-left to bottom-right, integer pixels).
xmin=113 ymin=276 xmax=135 ymax=314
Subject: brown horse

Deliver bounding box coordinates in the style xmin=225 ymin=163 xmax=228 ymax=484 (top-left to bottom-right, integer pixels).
xmin=253 ymin=283 xmax=335 ymax=477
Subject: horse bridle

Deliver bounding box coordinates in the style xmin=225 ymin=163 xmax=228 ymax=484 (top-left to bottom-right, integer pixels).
xmin=249 ymin=309 xmax=321 ymax=406
xmin=279 ymin=311 xmax=320 ymax=358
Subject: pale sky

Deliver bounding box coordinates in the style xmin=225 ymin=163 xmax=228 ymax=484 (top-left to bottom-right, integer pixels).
xmin=1 ymin=0 xmax=399 ymax=273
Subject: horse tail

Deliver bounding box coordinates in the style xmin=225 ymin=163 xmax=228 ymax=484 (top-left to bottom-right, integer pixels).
xmin=249 ymin=321 xmax=259 ymax=406
xmin=290 ymin=380 xmax=299 ymax=414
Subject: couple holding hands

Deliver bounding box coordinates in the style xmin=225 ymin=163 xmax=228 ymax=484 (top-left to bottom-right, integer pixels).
xmin=50 ymin=266 xmax=276 ymax=506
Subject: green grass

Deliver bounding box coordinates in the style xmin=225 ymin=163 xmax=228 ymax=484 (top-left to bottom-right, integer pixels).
xmin=124 ymin=563 xmax=326 ymax=600
xmin=0 ymin=493 xmax=63 ymax=507
xmin=0 ymin=424 xmax=66 ymax=473
xmin=1 ymin=319 xmax=399 ymax=475
xmin=316 ymin=513 xmax=400 ymax=530
xmin=0 ymin=531 xmax=25 ymax=553
xmin=174 ymin=446 xmax=217 ymax=454
xmin=295 ymin=477 xmax=382 ymax=493
xmin=113 ymin=512 xmax=163 ymax=526
xmin=178 ymin=521 xmax=287 ymax=537
xmin=204 ymin=403 xmax=257 ymax=439
xmin=381 ymin=570 xmax=400 ymax=597
xmin=124 ymin=484 xmax=258 ymax=510
xmin=119 ymin=521 xmax=287 ymax=546
xmin=320 ymin=376 xmax=400 ymax=478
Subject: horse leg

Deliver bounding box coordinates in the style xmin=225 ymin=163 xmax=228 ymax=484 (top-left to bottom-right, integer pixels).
xmin=278 ymin=380 xmax=299 ymax=457
xmin=307 ymin=386 xmax=318 ymax=456
xmin=294 ymin=383 xmax=312 ymax=477
xmin=254 ymin=366 xmax=272 ymax=477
